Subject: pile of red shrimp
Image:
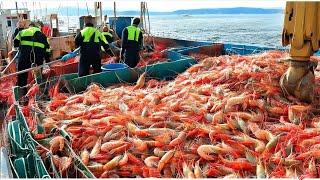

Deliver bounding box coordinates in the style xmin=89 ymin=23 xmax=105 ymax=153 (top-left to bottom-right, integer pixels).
xmin=28 ymin=50 xmax=320 ymax=178
xmin=137 ymin=51 xmax=167 ymax=67
xmin=0 ymin=77 xmax=16 ymax=104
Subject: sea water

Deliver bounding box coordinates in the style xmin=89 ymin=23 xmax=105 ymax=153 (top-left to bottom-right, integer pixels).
xmin=59 ymin=13 xmax=284 ymax=47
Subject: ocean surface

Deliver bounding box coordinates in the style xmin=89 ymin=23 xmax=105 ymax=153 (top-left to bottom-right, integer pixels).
xmin=58 ymin=14 xmax=284 ymax=47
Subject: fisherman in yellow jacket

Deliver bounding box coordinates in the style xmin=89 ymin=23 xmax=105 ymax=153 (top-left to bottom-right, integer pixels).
xmin=14 ymin=21 xmax=51 ymax=94
xmin=74 ymin=15 xmax=113 ymax=77
xmin=120 ymin=17 xmax=143 ymax=68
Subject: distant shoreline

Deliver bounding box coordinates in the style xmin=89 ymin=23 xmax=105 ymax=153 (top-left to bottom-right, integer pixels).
xmin=36 ymin=7 xmax=283 ymax=16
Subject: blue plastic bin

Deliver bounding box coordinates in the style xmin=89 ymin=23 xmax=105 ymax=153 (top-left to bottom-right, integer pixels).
xmin=101 ymin=63 xmax=129 ymax=71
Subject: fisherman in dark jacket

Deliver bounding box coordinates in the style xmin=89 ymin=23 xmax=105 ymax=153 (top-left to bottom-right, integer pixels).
xmin=75 ymin=15 xmax=112 ymax=77
xmin=120 ymin=17 xmax=143 ymax=68
xmin=14 ymin=21 xmax=51 ymax=93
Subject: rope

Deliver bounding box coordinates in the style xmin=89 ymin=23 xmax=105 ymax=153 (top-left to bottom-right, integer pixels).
xmin=1 ymin=59 xmax=60 ymax=80
xmin=140 ymin=2 xmax=155 ymax=49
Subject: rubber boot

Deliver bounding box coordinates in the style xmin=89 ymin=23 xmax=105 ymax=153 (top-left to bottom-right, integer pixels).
xmin=280 ymin=60 xmax=317 ymax=103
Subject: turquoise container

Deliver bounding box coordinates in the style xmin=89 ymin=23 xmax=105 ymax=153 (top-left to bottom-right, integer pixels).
xmin=109 ymin=17 xmax=133 ymax=38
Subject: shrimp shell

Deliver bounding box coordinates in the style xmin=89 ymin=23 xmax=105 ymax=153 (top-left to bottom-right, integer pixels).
xmin=81 ymin=149 xmax=90 ymax=166
xmin=144 ymin=156 xmax=160 ymax=168
xmin=90 ymin=137 xmax=102 ymax=158
xmin=158 ymin=150 xmax=175 ymax=171
xmin=49 ymin=136 xmax=65 ymax=153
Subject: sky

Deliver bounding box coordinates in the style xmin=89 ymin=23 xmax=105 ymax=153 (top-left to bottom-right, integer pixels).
xmin=0 ymin=0 xmax=286 ymax=12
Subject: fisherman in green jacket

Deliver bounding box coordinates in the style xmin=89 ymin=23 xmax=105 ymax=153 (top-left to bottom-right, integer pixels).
xmin=14 ymin=21 xmax=51 ymax=95
xmin=74 ymin=15 xmax=113 ymax=77
xmin=120 ymin=17 xmax=143 ymax=68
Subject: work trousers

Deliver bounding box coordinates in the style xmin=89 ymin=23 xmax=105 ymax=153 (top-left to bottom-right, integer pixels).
xmin=78 ymin=55 xmax=102 ymax=77
xmin=17 ymin=53 xmax=43 ymax=95
xmin=123 ymin=51 xmax=140 ymax=68
xmin=17 ymin=55 xmax=43 ymax=86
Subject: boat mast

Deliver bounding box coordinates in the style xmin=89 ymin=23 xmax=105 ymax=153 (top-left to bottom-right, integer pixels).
xmin=113 ymin=1 xmax=116 ymax=30
xmin=67 ymin=6 xmax=69 ymax=32
xmin=15 ymin=1 xmax=18 ymax=17
xmin=94 ymin=2 xmax=102 ymax=27
xmin=86 ymin=2 xmax=89 ymax=15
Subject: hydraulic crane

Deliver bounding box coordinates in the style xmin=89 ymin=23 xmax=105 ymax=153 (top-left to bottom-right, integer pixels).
xmin=280 ymin=1 xmax=320 ymax=103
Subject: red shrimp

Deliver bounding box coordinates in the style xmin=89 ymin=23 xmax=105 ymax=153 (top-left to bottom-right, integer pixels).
xmin=219 ymin=155 xmax=255 ymax=171
xmin=169 ymin=131 xmax=186 ymax=147
xmin=109 ymin=143 xmax=131 ymax=155
xmin=133 ymin=72 xmax=146 ymax=90
xmin=49 ymin=77 xmax=61 ymax=98
xmin=142 ymin=167 xmax=162 ymax=178
xmin=90 ymin=153 xmax=111 ymax=164
xmin=158 ymin=150 xmax=175 ymax=171
xmin=26 ymin=84 xmax=39 ymax=98
xmin=103 ymin=155 xmax=122 ymax=171
xmin=49 ymin=136 xmax=64 ymax=153
xmin=129 ymin=137 xmax=148 ymax=152
xmin=296 ymin=150 xmax=320 ymax=160
xmin=101 ymin=140 xmax=127 ymax=152
xmin=144 ymin=156 xmax=160 ymax=168
xmin=52 ymin=155 xmax=72 ymax=173
xmin=90 ymin=137 xmax=102 ymax=158
xmin=81 ymin=149 xmax=90 ymax=165
xmin=80 ymin=135 xmax=98 ymax=150
xmin=127 ymin=153 xmax=144 ymax=166
xmin=186 ymin=128 xmax=210 ymax=138
xmin=118 ymin=152 xmax=129 ymax=166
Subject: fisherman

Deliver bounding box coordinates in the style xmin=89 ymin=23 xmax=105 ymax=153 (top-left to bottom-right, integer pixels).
xmin=14 ymin=21 xmax=51 ymax=95
xmin=120 ymin=17 xmax=143 ymax=68
xmin=102 ymin=25 xmax=114 ymax=43
xmin=74 ymin=15 xmax=112 ymax=77
xmin=13 ymin=19 xmax=27 ymax=40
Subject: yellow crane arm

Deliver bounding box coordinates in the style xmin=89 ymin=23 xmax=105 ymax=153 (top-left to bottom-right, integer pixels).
xmin=280 ymin=2 xmax=320 ymax=103
xmin=282 ymin=1 xmax=320 ymax=60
